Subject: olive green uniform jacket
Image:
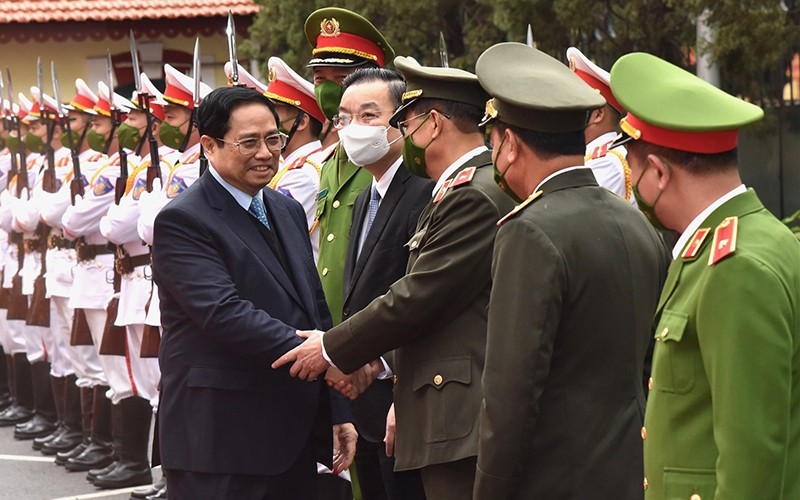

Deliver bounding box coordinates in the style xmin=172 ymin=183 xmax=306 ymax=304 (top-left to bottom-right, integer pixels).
xmin=644 ymin=189 xmax=800 ymax=499
xmin=324 ymin=151 xmax=516 ymax=471
xmin=315 ymin=144 xmax=372 ymax=325
xmin=473 ymin=168 xmax=669 ymax=499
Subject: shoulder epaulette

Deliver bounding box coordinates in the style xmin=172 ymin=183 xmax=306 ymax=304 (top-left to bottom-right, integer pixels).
xmin=681 ymin=227 xmax=710 ymax=259
xmin=497 ymin=190 xmax=543 ymax=226
xmin=56 ymin=156 xmax=71 ymax=168
xmin=433 ymin=179 xmax=454 ymax=203
xmin=433 ymin=167 xmax=477 ymax=203
xmin=708 ymin=216 xmax=738 ymax=266
xmin=182 ymin=152 xmax=201 ymax=165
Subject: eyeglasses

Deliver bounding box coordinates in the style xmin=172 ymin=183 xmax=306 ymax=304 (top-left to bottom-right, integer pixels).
xmin=397 ymin=110 xmax=451 ymax=136
xmin=217 ymin=133 xmax=287 ymax=155
xmin=332 ymin=110 xmax=384 ymax=130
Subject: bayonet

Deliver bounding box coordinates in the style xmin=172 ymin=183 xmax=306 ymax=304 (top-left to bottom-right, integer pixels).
xmin=193 ymin=37 xmax=208 ymax=175
xmin=105 ymin=49 xmax=128 ymax=200
xmin=6 ymin=69 xmax=27 ymax=196
xmin=38 ymin=57 xmax=57 ymax=192
xmin=527 ymin=24 xmax=535 ymax=48
xmin=37 ymin=57 xmax=46 ymax=120
xmin=439 ymin=32 xmax=449 ymax=68
xmin=226 ymin=11 xmax=239 ymax=86
xmin=52 ymin=61 xmax=82 ymax=200
xmin=130 ymin=30 xmax=142 ymax=94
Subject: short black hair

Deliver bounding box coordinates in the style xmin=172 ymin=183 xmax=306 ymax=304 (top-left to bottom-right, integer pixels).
xmin=495 ymin=121 xmax=585 ymax=160
xmin=341 ymin=68 xmax=405 ymax=110
xmin=627 ymin=140 xmax=738 ymax=175
xmin=406 ymin=98 xmax=483 ymax=135
xmin=197 ymin=87 xmax=279 ymax=140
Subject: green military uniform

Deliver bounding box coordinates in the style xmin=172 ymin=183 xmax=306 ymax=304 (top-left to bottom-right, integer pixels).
xmin=611 ymin=52 xmax=800 ymax=499
xmin=473 ymin=43 xmax=670 ymax=500
xmin=304 ymin=8 xmax=394 ymax=325
xmin=315 ymin=147 xmax=371 ymax=324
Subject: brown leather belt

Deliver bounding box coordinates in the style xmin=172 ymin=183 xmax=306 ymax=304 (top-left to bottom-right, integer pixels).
xmin=115 ymin=252 xmax=151 ymax=275
xmin=22 ymin=238 xmax=43 ymax=253
xmin=47 ymin=233 xmax=76 ymax=250
xmin=75 ymin=240 xmax=114 ymax=262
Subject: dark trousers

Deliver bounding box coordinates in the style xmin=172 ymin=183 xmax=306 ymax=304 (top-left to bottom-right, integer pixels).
xmin=355 ymin=437 xmax=426 ymax=500
xmin=166 ymin=438 xmax=317 ymax=500
xmin=420 ymin=456 xmax=476 ymax=500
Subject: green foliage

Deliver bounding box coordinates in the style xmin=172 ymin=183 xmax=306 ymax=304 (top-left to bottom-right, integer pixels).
xmin=243 ymin=0 xmax=798 ymax=104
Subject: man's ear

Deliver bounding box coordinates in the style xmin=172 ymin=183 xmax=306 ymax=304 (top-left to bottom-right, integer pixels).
xmin=199 ymin=135 xmax=217 ymax=155
xmin=587 ymin=107 xmax=604 ymax=127
xmin=505 ymin=129 xmax=520 ymax=164
xmin=648 ymin=154 xmax=672 ymax=191
xmin=294 ymin=113 xmax=310 ymax=133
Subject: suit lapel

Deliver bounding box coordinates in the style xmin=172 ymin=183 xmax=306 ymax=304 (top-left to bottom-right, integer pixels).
xmin=202 ymin=174 xmax=305 ymax=309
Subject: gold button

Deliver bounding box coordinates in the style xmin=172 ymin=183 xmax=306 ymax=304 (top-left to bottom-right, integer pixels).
xmin=643 ymin=477 xmax=648 ymax=490
xmin=433 ymin=374 xmax=443 ymax=386
xmin=322 ymin=268 xmax=329 ymax=276
xmin=410 ymin=240 xmax=418 ymax=250
xmin=326 ymin=233 xmax=335 ymax=242
xmin=690 ymin=494 xmax=701 ymax=500
xmin=657 ymin=327 xmax=669 ymax=340
xmin=332 ymin=200 xmax=340 ymax=208
xmin=640 ymin=426 xmax=647 ymax=440
xmin=648 ymin=377 xmax=653 ymax=390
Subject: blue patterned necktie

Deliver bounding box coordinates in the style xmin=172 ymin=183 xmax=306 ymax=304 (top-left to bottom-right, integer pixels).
xmin=248 ymin=195 xmax=270 ymax=230
xmin=364 ymin=187 xmax=381 ymax=235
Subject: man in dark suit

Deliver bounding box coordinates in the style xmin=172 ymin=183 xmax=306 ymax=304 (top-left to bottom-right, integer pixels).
xmin=152 ymin=87 xmax=356 ymax=500
xmin=276 ymin=59 xmax=516 ymax=499
xmin=333 ymin=68 xmax=431 ymax=500
xmin=472 ymin=43 xmax=669 ymax=499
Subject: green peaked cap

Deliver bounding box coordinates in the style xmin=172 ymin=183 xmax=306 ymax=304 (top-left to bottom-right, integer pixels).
xmin=389 ymin=56 xmax=488 ymax=128
xmin=304 ymin=7 xmax=394 ymax=68
xmin=475 ymin=42 xmax=605 ymax=133
xmin=609 ymin=52 xmax=764 ymax=153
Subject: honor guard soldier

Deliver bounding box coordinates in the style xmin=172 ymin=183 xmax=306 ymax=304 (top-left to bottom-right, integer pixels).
xmin=304 ymin=7 xmax=394 ymax=324
xmin=0 ymin=101 xmax=13 ymax=414
xmin=472 ymin=42 xmax=669 ymax=500
xmin=274 ymin=58 xmax=515 ymax=500
xmin=264 ymin=57 xmax=326 ymax=262
xmin=609 ymin=52 xmax=800 ymax=500
xmin=6 ymin=88 xmax=64 ymax=442
xmin=0 ymin=94 xmax=39 ymax=428
xmin=38 ymin=77 xmax=108 ymax=461
xmin=567 ymin=47 xmax=635 ymax=205
xmin=61 ymin=81 xmax=133 ymax=476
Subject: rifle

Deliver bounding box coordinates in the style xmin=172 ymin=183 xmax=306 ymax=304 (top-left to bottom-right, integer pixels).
xmin=0 ymin=70 xmax=17 ymax=191
xmin=38 ymin=58 xmax=57 ymax=194
xmin=193 ymin=38 xmax=208 ymax=176
xmin=130 ymin=31 xmax=162 ymax=194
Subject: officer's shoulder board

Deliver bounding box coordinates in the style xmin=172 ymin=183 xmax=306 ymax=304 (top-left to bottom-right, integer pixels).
xmin=585 ymin=140 xmax=612 ymax=162
xmin=497 ymin=190 xmax=543 ymax=226
xmin=433 ymin=166 xmax=476 ymax=203
xmin=708 ymin=216 xmax=738 ymax=266
xmin=680 ymin=227 xmax=710 ymax=259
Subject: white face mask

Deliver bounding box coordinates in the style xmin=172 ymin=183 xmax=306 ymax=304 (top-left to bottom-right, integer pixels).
xmin=338 ymin=123 xmax=400 ymax=167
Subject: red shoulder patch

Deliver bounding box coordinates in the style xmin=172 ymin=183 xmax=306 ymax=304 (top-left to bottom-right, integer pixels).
xmin=591 ymin=142 xmax=611 ymax=160
xmin=708 ymin=217 xmax=738 ymax=266
xmin=451 ymin=167 xmax=476 ymax=188
xmin=286 ymin=156 xmax=307 ymax=171
xmin=681 ymin=228 xmax=710 ymax=259
xmin=433 ymin=179 xmax=454 ymax=203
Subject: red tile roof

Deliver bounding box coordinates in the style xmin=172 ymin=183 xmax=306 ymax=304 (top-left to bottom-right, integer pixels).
xmin=0 ymin=0 xmax=259 ymax=23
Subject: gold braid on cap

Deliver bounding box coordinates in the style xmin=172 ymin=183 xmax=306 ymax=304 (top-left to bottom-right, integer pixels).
xmin=264 ymin=92 xmax=301 ymax=107
xmin=619 ymin=117 xmax=642 ymax=140
xmin=311 ymin=46 xmax=378 ymax=62
xmin=485 ymin=99 xmax=498 ymax=119
xmin=402 ymin=89 xmax=423 ymax=103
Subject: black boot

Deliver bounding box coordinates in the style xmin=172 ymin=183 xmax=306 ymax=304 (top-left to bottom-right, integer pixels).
xmin=93 ymin=396 xmax=153 ymax=489
xmin=0 ymin=353 xmax=34 ymax=426
xmin=0 ymin=348 xmax=12 ymax=411
xmin=65 ymin=385 xmax=113 ymax=472
xmin=15 ymin=361 xmax=57 ymax=439
xmin=42 ymin=374 xmax=82 ymax=454
xmin=88 ymin=399 xmax=123 ymax=482
xmin=56 ymin=385 xmax=92 ymax=466
xmin=33 ymin=375 xmax=66 ymax=450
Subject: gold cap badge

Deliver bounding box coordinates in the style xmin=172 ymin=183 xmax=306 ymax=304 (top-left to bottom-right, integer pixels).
xmin=320 ymin=18 xmax=341 ymax=38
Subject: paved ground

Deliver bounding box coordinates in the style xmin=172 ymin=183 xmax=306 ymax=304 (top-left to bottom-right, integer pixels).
xmin=0 ymin=421 xmax=158 ymax=500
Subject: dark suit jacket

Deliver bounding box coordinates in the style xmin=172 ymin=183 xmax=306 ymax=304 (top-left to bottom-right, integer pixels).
xmin=474 ymin=168 xmax=670 ymax=499
xmin=324 ymin=150 xmax=517 ymax=471
xmin=153 ymin=171 xmax=348 ymax=476
xmin=341 ymin=165 xmax=432 ymax=443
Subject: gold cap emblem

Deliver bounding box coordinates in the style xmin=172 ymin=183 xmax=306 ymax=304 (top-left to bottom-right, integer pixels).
xmin=569 ymin=57 xmax=575 ymax=71
xmin=401 ymin=89 xmax=423 ymax=103
xmin=320 ymin=18 xmax=341 ymax=38
xmin=485 ymin=99 xmax=498 ymax=119
xmin=268 ymin=67 xmax=277 ymax=83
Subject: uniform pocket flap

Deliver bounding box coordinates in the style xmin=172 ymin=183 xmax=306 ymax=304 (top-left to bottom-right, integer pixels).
xmin=405 ymin=229 xmax=426 ymax=252
xmin=412 ymin=357 xmax=471 ymax=392
xmin=664 ymin=468 xmax=716 ymax=499
xmin=654 ymin=310 xmax=689 ymax=343
xmin=187 ymin=366 xmax=253 ymax=391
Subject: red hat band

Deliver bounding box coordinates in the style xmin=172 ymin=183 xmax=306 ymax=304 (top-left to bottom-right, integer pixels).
xmin=574 ymin=69 xmax=624 ymax=114
xmin=94 ymin=98 xmax=111 ymax=117
xmin=314 ymin=32 xmax=384 ymax=67
xmin=623 ymin=114 xmax=738 ymax=154
xmin=266 ymin=80 xmax=325 ymax=124
xmin=163 ymin=85 xmax=193 ymax=110
xmin=149 ymin=103 xmax=166 ymax=122
xmin=70 ymin=93 xmax=96 ymax=113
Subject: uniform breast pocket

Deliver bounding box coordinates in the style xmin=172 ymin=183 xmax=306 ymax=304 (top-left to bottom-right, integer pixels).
xmin=664 ymin=468 xmax=716 ymax=499
xmin=314 ymin=190 xmax=327 ymax=221
xmin=652 ymin=310 xmax=694 ymax=394
xmin=411 ymin=357 xmax=476 ymax=443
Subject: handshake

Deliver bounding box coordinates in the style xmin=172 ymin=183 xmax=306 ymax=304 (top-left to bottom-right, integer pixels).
xmin=272 ymin=329 xmax=384 ymax=400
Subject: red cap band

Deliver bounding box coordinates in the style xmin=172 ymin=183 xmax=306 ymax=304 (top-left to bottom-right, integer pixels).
xmin=69 ymin=93 xmax=95 ymax=113
xmin=625 ymin=113 xmax=739 ymax=154
xmin=266 ymin=79 xmax=326 ymax=124
xmin=163 ymin=85 xmax=193 ymax=109
xmin=314 ymin=32 xmax=384 ymax=67
xmin=574 ymin=69 xmax=624 ymax=114
xmin=93 ymin=98 xmax=111 ymax=117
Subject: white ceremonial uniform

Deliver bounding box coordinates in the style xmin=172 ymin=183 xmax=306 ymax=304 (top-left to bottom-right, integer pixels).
xmin=39 ymin=148 xmax=108 ymax=388
xmin=584 ymin=131 xmax=636 ymax=206
xmin=0 ymin=149 xmax=12 ymax=355
xmin=270 ymin=140 xmax=323 ymax=262
xmin=62 ymin=152 xmax=133 ymax=403
xmin=99 ymin=149 xmax=172 ymax=405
